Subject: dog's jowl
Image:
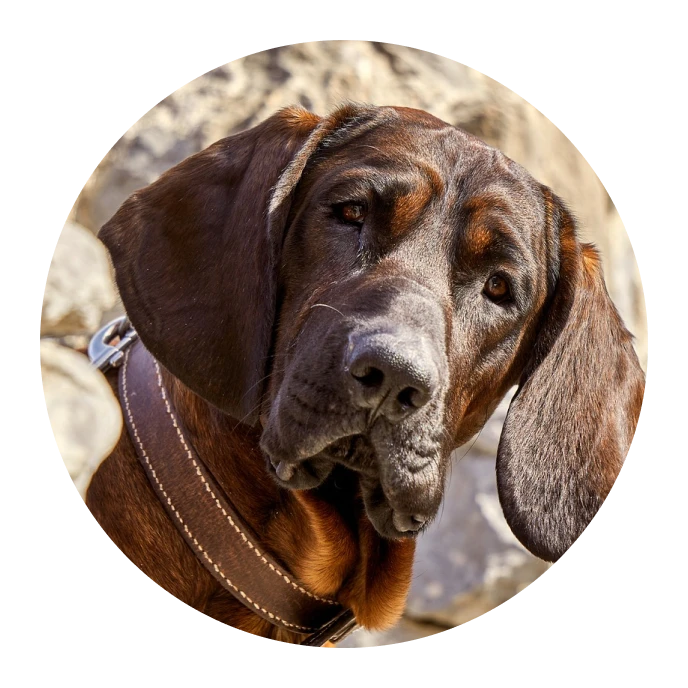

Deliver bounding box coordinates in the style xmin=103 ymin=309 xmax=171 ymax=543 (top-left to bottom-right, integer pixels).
xmin=86 ymin=105 xmax=645 ymax=643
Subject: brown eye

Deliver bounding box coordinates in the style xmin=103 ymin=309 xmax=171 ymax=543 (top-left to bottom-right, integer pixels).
xmin=483 ymin=274 xmax=511 ymax=303
xmin=335 ymin=202 xmax=367 ymax=225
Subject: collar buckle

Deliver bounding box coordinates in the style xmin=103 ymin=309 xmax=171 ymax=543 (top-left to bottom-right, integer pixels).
xmin=88 ymin=315 xmax=138 ymax=372
xmin=300 ymin=609 xmax=359 ymax=646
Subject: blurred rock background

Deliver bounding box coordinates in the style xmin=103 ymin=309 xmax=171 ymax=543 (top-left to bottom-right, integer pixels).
xmin=41 ymin=220 xmax=121 ymax=496
xmin=41 ymin=41 xmax=647 ymax=646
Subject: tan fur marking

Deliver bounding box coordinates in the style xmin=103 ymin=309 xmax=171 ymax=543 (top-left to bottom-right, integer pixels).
xmin=465 ymin=224 xmax=495 ymax=253
xmin=391 ymin=183 xmax=432 ymax=232
xmin=338 ymin=515 xmax=416 ymax=630
xmin=581 ymin=243 xmax=603 ymax=276
xmin=290 ymin=491 xmax=358 ymax=596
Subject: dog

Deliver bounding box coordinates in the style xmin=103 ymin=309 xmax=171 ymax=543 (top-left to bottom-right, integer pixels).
xmin=86 ymin=103 xmax=645 ymax=643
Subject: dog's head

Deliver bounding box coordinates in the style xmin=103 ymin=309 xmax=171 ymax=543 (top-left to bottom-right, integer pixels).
xmin=100 ymin=104 xmax=644 ymax=561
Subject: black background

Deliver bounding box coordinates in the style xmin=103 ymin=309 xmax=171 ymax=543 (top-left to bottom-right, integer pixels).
xmin=45 ymin=40 xmax=658 ymax=659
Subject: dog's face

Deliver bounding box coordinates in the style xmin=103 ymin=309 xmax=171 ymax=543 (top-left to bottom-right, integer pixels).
xmin=261 ymin=111 xmax=551 ymax=538
xmin=101 ymin=105 xmax=644 ymax=561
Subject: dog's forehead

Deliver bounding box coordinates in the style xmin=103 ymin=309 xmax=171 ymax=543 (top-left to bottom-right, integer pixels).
xmin=320 ymin=111 xmax=538 ymax=209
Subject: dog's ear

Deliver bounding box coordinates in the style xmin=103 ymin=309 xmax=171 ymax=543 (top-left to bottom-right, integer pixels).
xmin=496 ymin=189 xmax=645 ymax=562
xmin=99 ymin=107 xmax=332 ymax=422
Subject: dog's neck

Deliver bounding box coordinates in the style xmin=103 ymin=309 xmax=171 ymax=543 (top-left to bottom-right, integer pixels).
xmin=161 ymin=368 xmax=416 ymax=632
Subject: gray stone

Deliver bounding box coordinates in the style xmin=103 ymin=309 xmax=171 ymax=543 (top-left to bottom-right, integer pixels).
xmin=40 ymin=340 xmax=122 ymax=497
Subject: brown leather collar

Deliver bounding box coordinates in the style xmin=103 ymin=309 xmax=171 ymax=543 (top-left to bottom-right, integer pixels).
xmin=118 ymin=339 xmax=357 ymax=645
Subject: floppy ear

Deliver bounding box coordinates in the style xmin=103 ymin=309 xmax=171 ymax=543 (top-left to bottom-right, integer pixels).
xmin=496 ymin=189 xmax=645 ymax=562
xmin=99 ymin=107 xmax=330 ymax=422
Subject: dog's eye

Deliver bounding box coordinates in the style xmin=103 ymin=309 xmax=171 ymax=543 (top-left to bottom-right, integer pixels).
xmin=483 ymin=274 xmax=511 ymax=304
xmin=334 ymin=202 xmax=367 ymax=225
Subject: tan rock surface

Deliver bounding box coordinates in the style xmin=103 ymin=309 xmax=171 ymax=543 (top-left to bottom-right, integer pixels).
xmin=41 ymin=221 xmax=116 ymax=337
xmin=41 ymin=340 xmax=122 ymax=497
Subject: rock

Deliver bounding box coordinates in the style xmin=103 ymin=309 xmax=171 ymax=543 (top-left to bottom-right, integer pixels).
xmin=41 ymin=340 xmax=122 ymax=497
xmin=68 ymin=42 xmax=646 ymax=369
xmin=41 ymin=221 xmax=116 ymax=337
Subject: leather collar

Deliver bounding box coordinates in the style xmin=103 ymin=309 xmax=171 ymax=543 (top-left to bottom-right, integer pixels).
xmin=118 ymin=339 xmax=357 ymax=645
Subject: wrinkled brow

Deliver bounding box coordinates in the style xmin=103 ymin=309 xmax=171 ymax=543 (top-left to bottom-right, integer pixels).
xmin=458 ymin=192 xmax=530 ymax=262
xmin=323 ymin=164 xmax=438 ymax=205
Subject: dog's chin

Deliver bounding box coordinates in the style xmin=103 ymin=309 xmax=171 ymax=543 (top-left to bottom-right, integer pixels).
xmin=364 ymin=502 xmax=428 ymax=540
xmin=358 ymin=476 xmax=434 ymax=540
xmin=264 ymin=435 xmax=431 ymax=540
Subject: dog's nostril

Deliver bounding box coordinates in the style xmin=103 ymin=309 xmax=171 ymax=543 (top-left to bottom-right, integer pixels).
xmin=397 ymin=386 xmax=423 ymax=409
xmin=351 ymin=366 xmax=385 ymax=389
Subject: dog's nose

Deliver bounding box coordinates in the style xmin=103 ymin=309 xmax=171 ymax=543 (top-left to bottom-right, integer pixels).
xmin=345 ymin=330 xmax=440 ymax=423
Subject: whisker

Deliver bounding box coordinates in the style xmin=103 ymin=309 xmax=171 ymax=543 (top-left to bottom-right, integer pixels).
xmin=309 ymin=303 xmax=345 ymax=318
xmin=358 ymin=144 xmax=387 ymax=155
xmin=454 ymin=409 xmax=490 ymax=463
xmin=239 ymin=371 xmax=274 ymax=402
xmin=230 ymin=398 xmax=268 ymax=432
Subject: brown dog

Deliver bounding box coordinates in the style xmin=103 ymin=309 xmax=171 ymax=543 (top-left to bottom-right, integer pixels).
xmin=86 ymin=104 xmax=645 ymax=643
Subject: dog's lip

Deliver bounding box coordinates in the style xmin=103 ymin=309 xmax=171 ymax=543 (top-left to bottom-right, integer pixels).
xmin=265 ymin=436 xmax=436 ymax=539
xmin=366 ymin=503 xmax=430 ymax=540
xmin=269 ymin=457 xmax=296 ymax=481
xmin=368 ymin=500 xmax=433 ymax=539
xmin=265 ymin=434 xmax=362 ymax=469
xmin=324 ymin=435 xmax=362 ymax=462
xmin=391 ymin=511 xmax=427 ymax=533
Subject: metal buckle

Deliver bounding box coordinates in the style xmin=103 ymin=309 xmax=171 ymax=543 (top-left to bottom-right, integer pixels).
xmin=327 ymin=614 xmax=359 ymax=645
xmin=300 ymin=609 xmax=359 ymax=647
xmin=88 ymin=315 xmax=139 ymax=372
